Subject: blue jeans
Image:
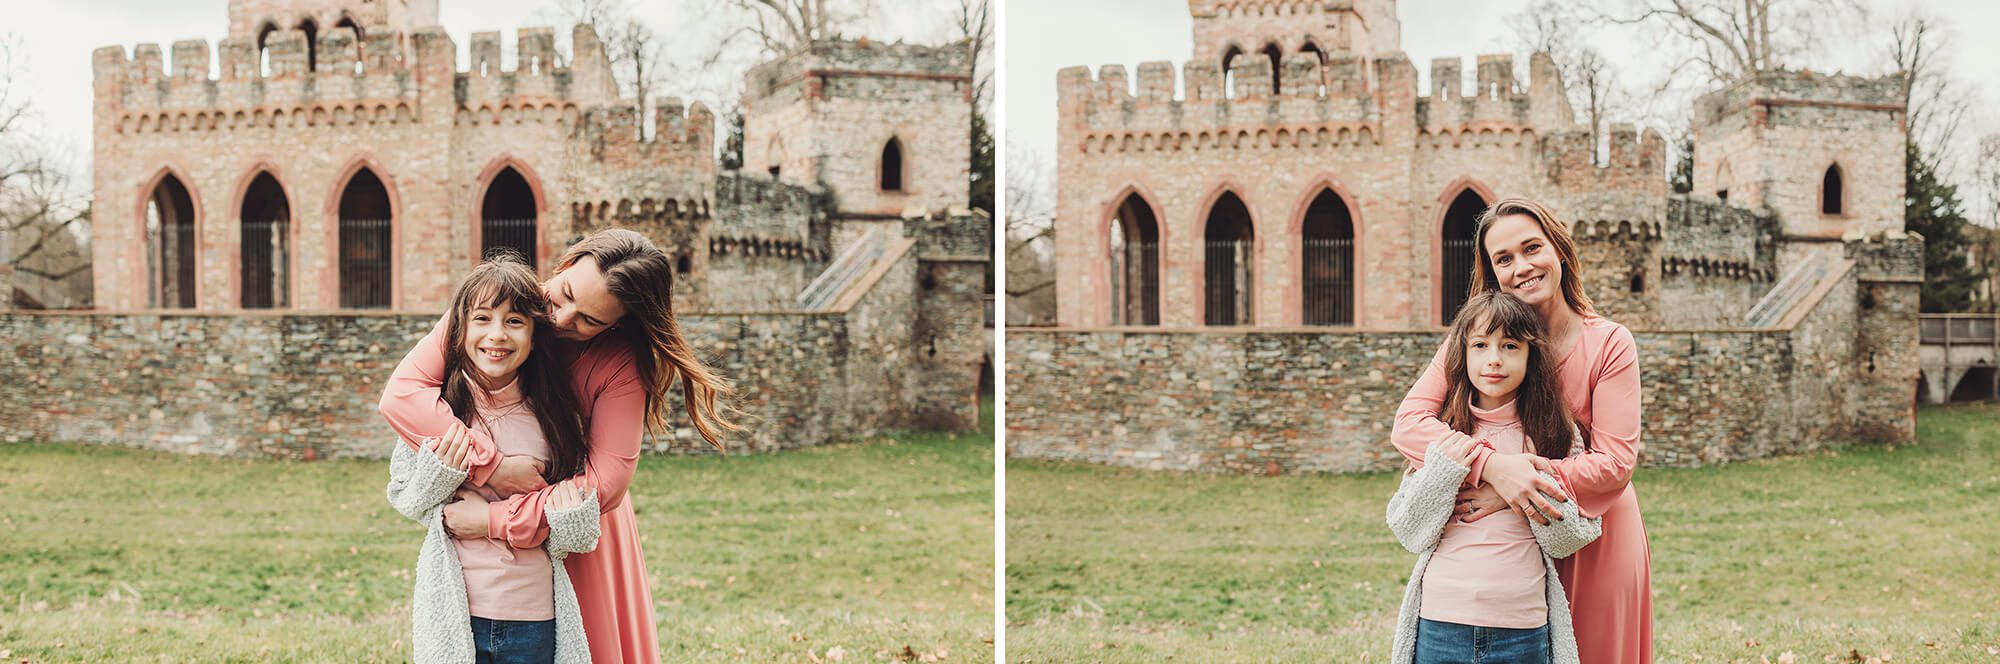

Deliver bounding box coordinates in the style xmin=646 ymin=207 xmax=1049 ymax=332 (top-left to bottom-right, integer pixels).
xmin=470 ymin=616 xmax=557 ymax=664
xmin=1413 ymin=617 xmax=1551 ymax=664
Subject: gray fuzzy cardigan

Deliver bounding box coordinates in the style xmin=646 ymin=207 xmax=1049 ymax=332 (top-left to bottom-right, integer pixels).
xmin=1384 ymin=443 xmax=1602 ymax=664
xmin=386 ymin=441 xmax=602 ymax=664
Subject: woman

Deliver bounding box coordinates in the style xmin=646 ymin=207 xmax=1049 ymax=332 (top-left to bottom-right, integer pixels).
xmin=1390 ymin=198 xmax=1652 ymax=663
xmin=380 ymin=229 xmax=740 ymax=664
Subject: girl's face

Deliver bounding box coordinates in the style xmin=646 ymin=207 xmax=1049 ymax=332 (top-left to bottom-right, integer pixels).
xmin=1464 ymin=321 xmax=1528 ymax=407
xmin=1483 ymin=213 xmax=1565 ymax=311
xmin=463 ymin=296 xmax=534 ymax=387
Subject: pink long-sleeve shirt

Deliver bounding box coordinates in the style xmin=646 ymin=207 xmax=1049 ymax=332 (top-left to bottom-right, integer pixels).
xmin=456 ymin=374 xmax=556 ymax=621
xmin=380 ymin=316 xmax=664 ymax=664
xmin=1417 ymin=399 xmax=1548 ymax=629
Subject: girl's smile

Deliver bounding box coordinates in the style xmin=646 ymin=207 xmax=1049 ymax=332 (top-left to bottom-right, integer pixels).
xmin=464 ymin=298 xmax=534 ymax=387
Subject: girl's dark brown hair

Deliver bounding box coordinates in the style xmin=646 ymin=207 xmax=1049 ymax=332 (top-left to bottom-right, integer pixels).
xmin=439 ymin=253 xmax=589 ymax=481
xmin=1469 ymin=197 xmax=1594 ymax=317
xmin=555 ymin=229 xmax=741 ymax=450
xmin=1437 ymin=291 xmax=1582 ymax=459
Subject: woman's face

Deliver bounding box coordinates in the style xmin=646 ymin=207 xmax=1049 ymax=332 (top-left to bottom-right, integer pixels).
xmin=1483 ymin=213 xmax=1565 ymax=311
xmin=463 ymin=296 xmax=534 ymax=386
xmin=544 ymin=256 xmax=628 ymax=341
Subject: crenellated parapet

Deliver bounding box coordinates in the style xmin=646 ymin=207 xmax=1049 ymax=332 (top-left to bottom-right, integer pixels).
xmin=1694 ymin=69 xmax=1906 ymax=131
xmin=743 ymin=37 xmax=971 ymax=106
xmin=93 ymin=24 xmax=618 ymax=128
xmin=1058 ymin=52 xmax=1576 ymax=156
xmin=570 ymin=97 xmax=716 ymax=167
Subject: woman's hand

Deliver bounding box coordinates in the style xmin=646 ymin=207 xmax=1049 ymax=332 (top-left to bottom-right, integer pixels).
xmin=1453 ymin=483 xmax=1508 ymax=523
xmin=443 ymin=489 xmax=491 ymax=539
xmin=488 ymin=456 xmax=549 ymax=498
xmin=1482 ymin=453 xmax=1568 ymax=525
xmin=547 ymin=476 xmax=597 ymax=512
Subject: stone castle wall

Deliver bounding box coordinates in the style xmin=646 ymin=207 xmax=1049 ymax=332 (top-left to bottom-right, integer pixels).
xmin=0 ymin=253 xmax=985 ymax=456
xmin=91 ymin=24 xmax=721 ymax=312
xmin=742 ymin=40 xmax=972 ymax=218
xmin=1007 ymin=236 xmax=1917 ymax=473
xmin=1049 ymin=52 xmax=1673 ymax=330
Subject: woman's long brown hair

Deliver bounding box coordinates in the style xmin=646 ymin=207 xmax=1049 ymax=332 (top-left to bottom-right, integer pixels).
xmin=1437 ymin=291 xmax=1582 ymax=459
xmin=440 ymin=254 xmax=590 ymax=481
xmin=556 ymin=229 xmax=741 ymax=450
xmin=1468 ymin=197 xmax=1594 ymax=317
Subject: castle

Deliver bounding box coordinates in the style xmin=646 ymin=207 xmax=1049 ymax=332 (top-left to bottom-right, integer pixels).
xmin=1050 ymin=0 xmax=1906 ymax=332
xmin=1010 ymin=0 xmax=1922 ymax=473
xmin=0 ymin=0 xmax=989 ymax=458
xmin=90 ymin=0 xmax=980 ymax=315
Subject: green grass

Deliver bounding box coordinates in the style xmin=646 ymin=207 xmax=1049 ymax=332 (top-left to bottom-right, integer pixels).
xmin=0 ymin=400 xmax=995 ymax=663
xmin=1006 ymin=404 xmax=2000 ymax=663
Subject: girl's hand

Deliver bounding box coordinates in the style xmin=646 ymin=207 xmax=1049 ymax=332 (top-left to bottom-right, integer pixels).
xmin=1484 ymin=453 xmax=1568 ymax=525
xmin=432 ymin=422 xmax=471 ymax=471
xmin=1433 ymin=431 xmax=1477 ymax=466
xmin=443 ymin=489 xmax=490 ymax=539
xmin=1454 ymin=483 xmax=1509 ymax=523
xmin=547 ymin=476 xmax=596 ymax=511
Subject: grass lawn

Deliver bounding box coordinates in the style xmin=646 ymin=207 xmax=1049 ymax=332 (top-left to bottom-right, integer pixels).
xmin=1006 ymin=404 xmax=2000 ymax=663
xmin=0 ymin=400 xmax=994 ymax=663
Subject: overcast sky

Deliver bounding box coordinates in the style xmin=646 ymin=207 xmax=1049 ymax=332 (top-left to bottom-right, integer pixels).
xmin=1003 ymin=0 xmax=2000 ymax=224
xmin=2 ymin=0 xmax=962 ymax=180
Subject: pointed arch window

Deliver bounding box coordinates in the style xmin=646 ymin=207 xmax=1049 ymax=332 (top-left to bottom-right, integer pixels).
xmin=1822 ymin=163 xmax=1844 ymax=215
xmin=1439 ymin=188 xmax=1486 ymax=325
xmin=239 ymin=172 xmax=290 ymax=308
xmin=880 ymin=137 xmax=904 ymax=191
xmin=337 ymin=168 xmax=392 ymax=308
xmin=1204 ymin=192 xmax=1255 ymax=326
xmin=1108 ymin=193 xmax=1160 ymax=326
xmin=145 ymin=173 xmax=198 ymax=308
xmin=482 ymin=166 xmax=539 ymax=269
xmin=1260 ymin=42 xmax=1283 ymax=93
xmin=1302 ymin=188 xmax=1354 ymax=326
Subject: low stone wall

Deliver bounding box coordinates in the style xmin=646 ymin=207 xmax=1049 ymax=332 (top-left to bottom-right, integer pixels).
xmin=0 ymin=302 xmax=980 ymax=459
xmin=1007 ymin=313 xmax=1900 ymax=474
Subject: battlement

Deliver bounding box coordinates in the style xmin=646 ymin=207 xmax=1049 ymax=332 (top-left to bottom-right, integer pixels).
xmin=1843 ymin=229 xmax=1924 ymax=282
xmin=93 ymin=24 xmax=617 ymax=118
xmin=744 ymin=38 xmax=971 ymax=103
xmin=1057 ymin=52 xmax=1574 ymax=146
xmin=571 ymin=97 xmax=717 ymax=155
xmin=1694 ymin=69 xmax=1906 ymax=129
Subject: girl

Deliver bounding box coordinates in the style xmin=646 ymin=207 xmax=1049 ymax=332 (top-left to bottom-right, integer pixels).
xmin=381 ymin=229 xmax=741 ymax=664
xmin=1386 ymin=291 xmax=1601 ymax=664
xmin=386 ymin=255 xmax=603 ymax=664
xmin=1392 ymin=198 xmax=1651 ymax=662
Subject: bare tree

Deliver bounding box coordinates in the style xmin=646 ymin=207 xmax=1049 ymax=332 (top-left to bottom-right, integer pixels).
xmin=549 ymin=0 xmax=669 ymax=135
xmin=956 ymin=0 xmax=992 ymax=112
xmin=1975 ymin=134 xmax=2000 ymax=229
xmin=1889 ymin=11 xmax=1973 ymax=173
xmin=1004 ymin=142 xmax=1056 ymax=325
xmin=1590 ymin=0 xmax=1865 ymax=86
xmin=720 ymin=0 xmax=873 ymax=55
xmin=1507 ymin=1 xmax=1624 ymax=164
xmin=0 ymin=36 xmax=92 ymax=307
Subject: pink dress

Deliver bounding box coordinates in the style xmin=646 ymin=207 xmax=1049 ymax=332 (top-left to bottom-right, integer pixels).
xmin=1392 ymin=315 xmax=1653 ymax=663
xmin=381 ymin=316 xmax=662 ymax=664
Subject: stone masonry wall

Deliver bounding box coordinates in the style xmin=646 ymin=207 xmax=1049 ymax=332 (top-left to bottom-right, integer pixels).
xmin=1008 ymin=240 xmax=1906 ymax=472
xmin=0 ymin=305 xmax=982 ymax=458
xmin=742 ymin=39 xmax=972 ymax=218
xmin=92 ymin=23 xmax=715 ymax=312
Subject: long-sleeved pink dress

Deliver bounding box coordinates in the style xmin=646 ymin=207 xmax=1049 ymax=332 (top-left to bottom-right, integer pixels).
xmin=1391 ymin=315 xmax=1653 ymax=663
xmin=381 ymin=317 xmax=661 ymax=664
